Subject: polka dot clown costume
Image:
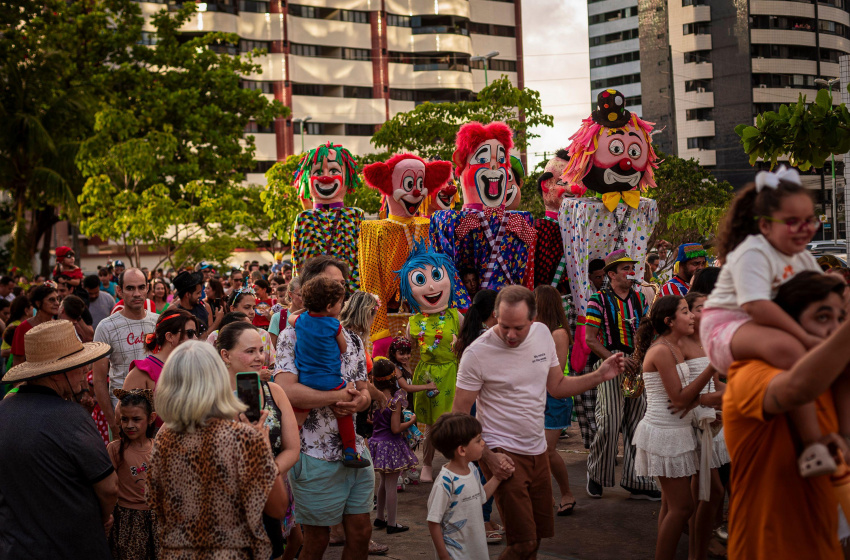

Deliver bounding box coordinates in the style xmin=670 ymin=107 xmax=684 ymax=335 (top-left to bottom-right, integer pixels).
xmin=557 ymin=90 xmax=660 ymax=372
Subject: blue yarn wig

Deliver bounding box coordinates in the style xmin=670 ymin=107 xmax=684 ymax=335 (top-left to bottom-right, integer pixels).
xmin=396 ymin=239 xmax=458 ymax=313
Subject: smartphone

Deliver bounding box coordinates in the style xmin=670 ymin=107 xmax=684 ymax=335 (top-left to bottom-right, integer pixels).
xmin=235 ymin=372 xmax=264 ymax=423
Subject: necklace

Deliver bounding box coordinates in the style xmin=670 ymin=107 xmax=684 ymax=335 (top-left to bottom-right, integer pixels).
xmin=418 ymin=312 xmax=446 ymax=352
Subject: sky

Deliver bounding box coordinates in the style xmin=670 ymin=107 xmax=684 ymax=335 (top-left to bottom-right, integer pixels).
xmin=522 ymin=0 xmax=591 ymax=171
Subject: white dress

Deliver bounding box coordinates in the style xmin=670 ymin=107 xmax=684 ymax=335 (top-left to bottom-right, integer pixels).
xmin=634 ymin=363 xmax=700 ymax=478
xmin=685 ymin=357 xmax=730 ymax=469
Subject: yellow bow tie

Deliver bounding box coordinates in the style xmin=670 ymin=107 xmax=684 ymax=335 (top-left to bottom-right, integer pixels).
xmin=601 ymin=190 xmax=641 ymax=212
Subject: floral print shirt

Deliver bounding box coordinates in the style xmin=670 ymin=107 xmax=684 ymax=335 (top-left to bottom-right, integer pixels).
xmin=276 ymin=324 xmax=368 ymax=461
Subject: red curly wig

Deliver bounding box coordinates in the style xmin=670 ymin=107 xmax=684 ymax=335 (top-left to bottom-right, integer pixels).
xmin=452 ymin=122 xmax=514 ymax=177
xmin=363 ymin=154 xmax=452 ymax=197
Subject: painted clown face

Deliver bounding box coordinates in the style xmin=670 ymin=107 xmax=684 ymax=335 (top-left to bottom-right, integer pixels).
xmin=387 ymin=159 xmax=428 ymax=218
xmin=408 ymin=264 xmax=451 ymax=314
xmin=309 ymin=150 xmax=346 ymax=203
xmin=541 ymin=155 xmax=571 ymax=212
xmin=585 ymin=124 xmax=650 ymax=194
xmin=461 ymin=139 xmax=509 ymax=208
xmin=505 ymin=165 xmax=521 ymax=210
xmin=428 ymin=181 xmax=458 ymax=214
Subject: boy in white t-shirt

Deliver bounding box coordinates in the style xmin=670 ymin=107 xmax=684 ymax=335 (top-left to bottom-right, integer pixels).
xmin=426 ymin=413 xmax=504 ymax=560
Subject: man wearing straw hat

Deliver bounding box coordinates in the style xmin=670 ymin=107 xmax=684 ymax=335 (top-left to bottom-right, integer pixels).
xmin=583 ymin=249 xmax=659 ymax=500
xmin=0 ymin=320 xmax=117 ymax=559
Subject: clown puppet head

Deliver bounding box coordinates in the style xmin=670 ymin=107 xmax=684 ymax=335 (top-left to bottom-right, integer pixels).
xmin=424 ymin=178 xmax=460 ymax=215
xmin=561 ymin=90 xmax=658 ymax=197
xmin=452 ymin=121 xmax=513 ymax=209
xmin=537 ymin=149 xmax=572 ymax=213
xmin=294 ymin=142 xmax=361 ymax=206
xmin=505 ymin=155 xmax=525 ymax=210
xmin=363 ymin=154 xmax=452 ymax=218
xmin=397 ymin=239 xmax=458 ymax=314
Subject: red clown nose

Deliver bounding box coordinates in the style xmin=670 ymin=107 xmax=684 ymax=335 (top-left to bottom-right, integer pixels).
xmin=316 ymin=175 xmax=337 ymax=184
xmin=412 ymin=188 xmax=422 ymax=197
xmin=618 ymin=159 xmax=633 ymax=171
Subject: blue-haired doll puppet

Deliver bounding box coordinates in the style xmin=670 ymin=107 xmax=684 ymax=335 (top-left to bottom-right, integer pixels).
xmin=291 ymin=141 xmax=364 ymax=291
xmin=397 ymin=239 xmax=465 ymax=482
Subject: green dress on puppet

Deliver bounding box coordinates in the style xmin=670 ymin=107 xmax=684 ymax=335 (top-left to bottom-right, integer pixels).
xmin=410 ymin=309 xmax=461 ymax=425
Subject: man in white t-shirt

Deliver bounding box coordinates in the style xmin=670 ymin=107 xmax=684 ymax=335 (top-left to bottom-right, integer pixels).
xmin=92 ymin=268 xmax=158 ymax=437
xmin=452 ymin=285 xmax=624 ymax=560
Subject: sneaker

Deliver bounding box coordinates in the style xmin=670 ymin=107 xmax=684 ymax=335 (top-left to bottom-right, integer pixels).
xmin=586 ymin=474 xmax=603 ymax=498
xmin=343 ymin=448 xmax=371 ymax=469
xmin=626 ymin=488 xmax=662 ymax=501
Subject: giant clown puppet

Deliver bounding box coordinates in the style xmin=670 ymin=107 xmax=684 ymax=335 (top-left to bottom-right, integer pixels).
xmin=429 ymin=122 xmax=536 ymax=295
xmin=359 ymin=154 xmax=457 ymax=357
xmin=559 ymin=90 xmax=659 ymax=372
xmin=534 ymin=149 xmax=572 ymax=292
xmin=398 ymin=238 xmax=463 ymax=482
xmin=291 ymin=142 xmax=363 ymax=292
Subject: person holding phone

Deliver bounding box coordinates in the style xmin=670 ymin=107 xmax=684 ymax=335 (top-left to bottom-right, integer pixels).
xmin=217 ymin=322 xmax=302 ymax=560
xmin=147 ymin=341 xmax=289 ymax=560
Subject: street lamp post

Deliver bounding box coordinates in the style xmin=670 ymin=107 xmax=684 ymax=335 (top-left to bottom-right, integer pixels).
xmin=815 ymin=77 xmax=840 ymax=242
xmin=293 ymin=116 xmax=313 ymax=153
xmin=471 ymin=51 xmax=499 ymax=87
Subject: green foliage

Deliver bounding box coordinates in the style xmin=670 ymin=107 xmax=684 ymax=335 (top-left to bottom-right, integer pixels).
xmin=262 ymin=154 xmax=307 ymax=244
xmin=76 ymin=3 xmax=288 ymax=269
xmin=517 ymin=159 xmax=548 ymax=219
xmin=371 ymin=77 xmax=553 ymax=161
xmin=736 ymin=88 xmax=850 ymax=170
xmin=644 ymin=150 xmax=734 ymax=266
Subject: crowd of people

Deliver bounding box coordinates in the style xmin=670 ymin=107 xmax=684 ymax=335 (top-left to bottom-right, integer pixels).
xmin=3 ymin=166 xmax=850 ymax=560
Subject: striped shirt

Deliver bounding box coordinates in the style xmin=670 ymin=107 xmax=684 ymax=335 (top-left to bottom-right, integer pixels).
xmin=585 ymin=287 xmax=647 ymax=353
xmin=660 ymin=276 xmax=689 ymax=297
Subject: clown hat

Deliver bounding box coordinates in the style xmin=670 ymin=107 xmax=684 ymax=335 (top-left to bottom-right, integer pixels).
xmin=603 ymin=249 xmax=638 ymax=273
xmin=676 ymin=243 xmax=707 ymax=264
xmin=592 ymin=89 xmax=631 ymax=128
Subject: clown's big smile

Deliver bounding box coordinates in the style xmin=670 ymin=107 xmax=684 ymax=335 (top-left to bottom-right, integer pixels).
xmin=423 ymin=292 xmax=443 ymax=305
xmin=603 ymin=168 xmax=641 ymax=187
xmin=437 ymin=190 xmax=454 ymax=208
xmin=312 ymin=175 xmax=342 ymax=198
xmin=400 ymin=195 xmax=424 ymax=216
xmin=584 ymin=165 xmax=643 ymax=194
xmin=476 ymin=169 xmax=507 ymax=206
xmin=504 ymin=184 xmax=518 ymax=207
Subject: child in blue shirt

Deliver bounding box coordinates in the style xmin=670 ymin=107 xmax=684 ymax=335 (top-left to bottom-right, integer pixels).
xmin=290 ymin=276 xmax=370 ymax=468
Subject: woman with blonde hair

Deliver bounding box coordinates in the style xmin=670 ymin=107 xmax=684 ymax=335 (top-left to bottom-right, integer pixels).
xmin=147 ymin=341 xmax=289 ymax=559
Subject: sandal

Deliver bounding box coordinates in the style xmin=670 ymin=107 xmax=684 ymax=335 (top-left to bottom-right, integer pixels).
xmin=799 ymin=442 xmax=837 ymax=478
xmin=486 ymin=530 xmax=503 ymax=544
xmin=557 ymin=500 xmax=577 ymax=516
xmin=368 ymin=540 xmax=389 ymax=556
xmin=486 ymin=522 xmax=505 ymax=535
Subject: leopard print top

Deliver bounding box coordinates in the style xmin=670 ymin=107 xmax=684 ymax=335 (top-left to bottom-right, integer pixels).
xmin=147 ymin=417 xmax=279 ymax=559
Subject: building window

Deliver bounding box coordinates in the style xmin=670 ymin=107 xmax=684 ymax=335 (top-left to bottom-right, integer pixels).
xmin=288 ymin=4 xmax=316 ymax=17
xmin=238 ymin=0 xmax=269 ymax=13
xmin=139 ymin=32 xmax=158 ymax=45
xmin=820 ymin=0 xmax=845 ymax=8
xmin=686 ymin=108 xmax=714 ymax=121
xmin=467 ymin=22 xmax=516 ymax=37
xmin=588 ymin=6 xmax=638 ymax=25
xmin=246 ymin=161 xmax=277 ymax=173
xmin=343 ymin=86 xmax=373 ymax=98
xmin=292 ymin=83 xmax=323 ymax=96
xmin=245 ymin=121 xmax=275 ymax=133
xmin=342 ymin=48 xmax=370 ymax=61
xmin=591 ymin=73 xmax=641 ymax=89
xmin=341 ymin=10 xmax=368 ymax=23
xmin=241 ymin=80 xmax=275 ymax=94
xmin=469 ymin=58 xmax=517 ymax=72
xmin=590 ymin=50 xmax=640 ymax=68
xmin=684 ymin=79 xmax=712 ymax=92
xmin=292 ymin=122 xmax=324 ymax=135
xmin=624 ymin=95 xmax=642 ymax=107
xmin=589 ymin=28 xmax=639 ymax=46
xmin=389 ymin=88 xmax=475 ymax=103
xmin=818 ymin=20 xmax=850 ymax=37
xmin=687 ymin=137 xmax=714 ymax=150
xmin=683 ymin=50 xmax=711 ymax=63
xmin=290 ymin=43 xmax=318 ymax=57
xmin=387 ymin=14 xmax=411 ymax=27
xmin=288 ymin=4 xmax=370 ymax=22
xmin=749 ymin=15 xmax=816 ymax=32
xmin=752 ymin=73 xmax=817 ymax=88
xmin=682 ymin=0 xmax=707 ymax=6
xmin=345 ymin=124 xmax=375 ymax=136
xmin=241 ymin=39 xmax=270 ymax=53
xmin=751 ymin=44 xmax=819 ymax=60
xmin=683 ymin=22 xmax=711 ymax=35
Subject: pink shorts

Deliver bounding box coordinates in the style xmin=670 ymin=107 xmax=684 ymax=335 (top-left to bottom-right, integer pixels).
xmin=700 ymin=307 xmax=751 ymax=374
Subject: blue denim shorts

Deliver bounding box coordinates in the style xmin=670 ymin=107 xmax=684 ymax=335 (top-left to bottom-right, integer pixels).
xmin=544 ymin=393 xmax=573 ymax=430
xmin=287 ymin=449 xmax=375 ymax=526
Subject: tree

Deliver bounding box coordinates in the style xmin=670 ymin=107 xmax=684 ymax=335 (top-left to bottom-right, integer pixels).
xmin=76 ymin=3 xmax=289 ymax=270
xmin=643 ymin=150 xmax=734 ymax=268
xmin=735 ymin=89 xmax=850 ymax=170
xmin=371 ymin=76 xmax=553 ymax=161
xmin=0 ymin=0 xmax=142 ymax=273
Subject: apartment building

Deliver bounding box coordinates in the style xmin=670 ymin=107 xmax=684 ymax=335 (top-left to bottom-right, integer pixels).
xmin=137 ymin=0 xmax=524 ymax=184
xmin=589 ymin=0 xmax=642 ymax=115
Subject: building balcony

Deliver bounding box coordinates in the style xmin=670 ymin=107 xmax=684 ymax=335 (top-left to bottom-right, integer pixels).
xmin=290 ymin=56 xmax=374 ymax=87
xmin=389 ymin=62 xmax=474 ymax=89
xmin=753 ymin=87 xmax=819 ymax=103
xmin=386 ymin=0 xmax=470 ymax=18
xmin=680 ymin=5 xmax=711 ymax=24
xmin=820 ymin=32 xmax=850 ymax=51
xmin=288 ymin=16 xmax=372 ymax=49
xmin=387 ymin=27 xmax=474 ymax=53
xmin=468 ymin=0 xmax=514 ymax=26
xmin=290 ymin=96 xmax=387 ymax=125
xmin=750 ymin=28 xmax=816 ymax=46
xmin=751 ymin=57 xmax=817 ymax=74
xmin=820 ymin=5 xmax=850 ymax=26
xmin=177 ymin=9 xmax=239 ymax=34
xmin=749 ymin=0 xmax=814 ymax=17
xmin=238 ymin=11 xmax=284 ymax=41
xmin=679 ymin=34 xmax=713 ymax=52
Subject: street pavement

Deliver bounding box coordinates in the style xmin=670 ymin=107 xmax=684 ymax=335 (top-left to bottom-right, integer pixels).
xmin=321 ymin=425 xmax=695 ymax=559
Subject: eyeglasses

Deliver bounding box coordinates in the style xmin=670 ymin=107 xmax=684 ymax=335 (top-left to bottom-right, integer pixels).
xmin=756 ymin=215 xmax=821 ymax=233
xmin=185 ymin=329 xmax=199 ymax=339
xmin=232 ymin=277 xmax=243 ymax=283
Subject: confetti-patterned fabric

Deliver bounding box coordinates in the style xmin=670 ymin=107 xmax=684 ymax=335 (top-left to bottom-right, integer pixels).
xmin=558 ymin=197 xmax=658 ymax=319
xmin=358 ymin=216 xmax=431 ymax=342
xmin=430 ymin=207 xmax=536 ymax=294
xmin=534 ymin=217 xmax=571 ymax=292
xmin=660 ymin=276 xmax=689 ymax=297
xmin=585 ymin=287 xmax=647 ymax=353
xmin=292 ymin=207 xmax=363 ymax=292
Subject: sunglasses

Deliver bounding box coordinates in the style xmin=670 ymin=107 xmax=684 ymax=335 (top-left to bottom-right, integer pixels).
xmin=232 ymin=277 xmax=244 ymax=282
xmin=62 ymin=252 xmax=75 ymax=258
xmin=185 ymin=329 xmax=199 ymax=339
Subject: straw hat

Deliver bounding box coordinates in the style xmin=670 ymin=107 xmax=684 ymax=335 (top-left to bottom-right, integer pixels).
xmin=2 ymin=320 xmax=112 ymax=383
xmin=603 ymin=249 xmax=639 ymax=273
